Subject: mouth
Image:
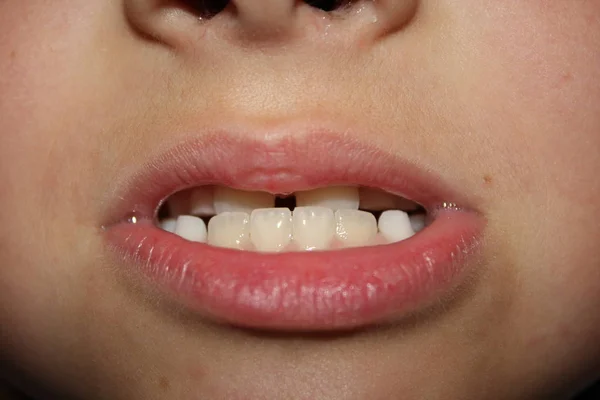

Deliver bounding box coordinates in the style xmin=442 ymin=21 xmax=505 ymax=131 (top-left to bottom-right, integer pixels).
xmin=104 ymin=131 xmax=484 ymax=331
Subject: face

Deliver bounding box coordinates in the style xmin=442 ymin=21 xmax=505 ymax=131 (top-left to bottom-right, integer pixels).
xmin=1 ymin=1 xmax=599 ymax=399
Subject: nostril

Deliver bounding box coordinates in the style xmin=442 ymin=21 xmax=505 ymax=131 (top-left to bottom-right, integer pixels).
xmin=304 ymin=0 xmax=354 ymax=12
xmin=180 ymin=0 xmax=229 ymax=19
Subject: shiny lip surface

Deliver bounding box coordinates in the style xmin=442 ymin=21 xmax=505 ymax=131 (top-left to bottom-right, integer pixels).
xmin=104 ymin=131 xmax=484 ymax=330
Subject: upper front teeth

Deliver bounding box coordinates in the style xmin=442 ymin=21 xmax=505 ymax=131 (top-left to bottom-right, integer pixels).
xmin=214 ymin=187 xmax=275 ymax=214
xmin=296 ymin=186 xmax=359 ymax=210
xmin=166 ymin=185 xmax=415 ymax=217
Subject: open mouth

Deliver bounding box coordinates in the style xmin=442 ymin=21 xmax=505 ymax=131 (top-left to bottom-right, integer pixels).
xmin=104 ymin=132 xmax=484 ymax=331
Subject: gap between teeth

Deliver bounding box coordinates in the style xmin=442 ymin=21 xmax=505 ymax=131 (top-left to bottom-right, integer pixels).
xmin=157 ymin=186 xmax=427 ymax=252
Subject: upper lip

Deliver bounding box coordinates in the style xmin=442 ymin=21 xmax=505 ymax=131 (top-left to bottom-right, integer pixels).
xmin=103 ymin=129 xmax=478 ymax=227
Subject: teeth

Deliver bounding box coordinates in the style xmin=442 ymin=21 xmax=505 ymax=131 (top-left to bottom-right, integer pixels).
xmin=250 ymin=208 xmax=292 ymax=252
xmin=214 ymin=187 xmax=275 ymax=214
xmin=159 ymin=217 xmax=177 ymax=233
xmin=359 ymin=188 xmax=419 ymax=211
xmin=409 ymin=213 xmax=426 ymax=232
xmin=292 ymin=207 xmax=336 ymax=251
xmin=335 ymin=210 xmax=377 ymax=248
xmin=296 ymin=186 xmax=359 ymax=210
xmin=207 ymin=212 xmax=251 ymax=250
xmin=378 ymin=210 xmax=415 ymax=243
xmin=189 ymin=186 xmax=216 ymax=216
xmin=174 ymin=215 xmax=207 ymax=243
xmin=162 ymin=186 xmax=429 ymax=251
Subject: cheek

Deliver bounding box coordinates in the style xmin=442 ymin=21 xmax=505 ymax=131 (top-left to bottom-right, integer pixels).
xmin=440 ymin=1 xmax=600 ymax=215
xmin=0 ymin=3 xmax=99 ymax=203
xmin=461 ymin=0 xmax=600 ymax=373
xmin=472 ymin=3 xmax=600 ymax=246
xmin=0 ymin=1 xmax=134 ymax=226
xmin=0 ymin=2 xmax=114 ymax=370
xmin=416 ymin=1 xmax=600 ymax=378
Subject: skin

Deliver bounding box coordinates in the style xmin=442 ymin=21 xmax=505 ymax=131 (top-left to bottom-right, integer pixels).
xmin=1 ymin=0 xmax=599 ymax=399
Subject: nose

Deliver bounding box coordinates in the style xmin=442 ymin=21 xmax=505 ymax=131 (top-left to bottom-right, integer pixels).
xmin=126 ymin=0 xmax=419 ymax=48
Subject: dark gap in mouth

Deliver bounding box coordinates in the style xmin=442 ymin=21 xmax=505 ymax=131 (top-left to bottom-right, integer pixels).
xmin=158 ymin=203 xmax=170 ymax=220
xmin=200 ymin=216 xmax=212 ymax=226
xmin=358 ymin=205 xmax=425 ymax=215
xmin=275 ymin=194 xmax=297 ymax=209
xmin=369 ymin=210 xmax=383 ymax=221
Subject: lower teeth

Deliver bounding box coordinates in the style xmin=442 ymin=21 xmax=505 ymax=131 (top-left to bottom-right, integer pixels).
xmin=157 ymin=207 xmax=426 ymax=252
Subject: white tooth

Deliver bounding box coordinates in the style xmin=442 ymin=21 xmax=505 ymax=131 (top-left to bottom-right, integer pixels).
xmin=159 ymin=218 xmax=177 ymax=233
xmin=359 ymin=188 xmax=419 ymax=211
xmin=335 ymin=210 xmax=377 ymax=248
xmin=409 ymin=213 xmax=426 ymax=233
xmin=207 ymin=212 xmax=251 ymax=250
xmin=167 ymin=190 xmax=191 ymax=217
xmin=214 ymin=187 xmax=275 ymax=214
xmin=378 ymin=210 xmax=415 ymax=243
xmin=174 ymin=215 xmax=207 ymax=243
xmin=296 ymin=186 xmax=359 ymax=210
xmin=292 ymin=207 xmax=335 ymax=251
xmin=189 ymin=186 xmax=216 ymax=216
xmin=250 ymin=208 xmax=292 ymax=252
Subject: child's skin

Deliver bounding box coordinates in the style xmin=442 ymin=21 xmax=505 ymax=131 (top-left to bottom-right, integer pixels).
xmin=1 ymin=1 xmax=599 ymax=399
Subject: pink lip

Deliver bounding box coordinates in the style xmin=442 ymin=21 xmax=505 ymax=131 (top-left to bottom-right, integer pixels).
xmin=104 ymin=131 xmax=484 ymax=331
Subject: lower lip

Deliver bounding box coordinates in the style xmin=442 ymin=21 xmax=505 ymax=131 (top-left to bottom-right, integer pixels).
xmin=106 ymin=209 xmax=483 ymax=331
